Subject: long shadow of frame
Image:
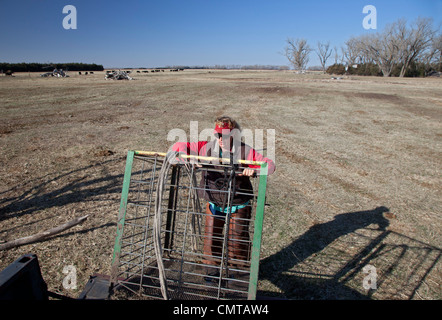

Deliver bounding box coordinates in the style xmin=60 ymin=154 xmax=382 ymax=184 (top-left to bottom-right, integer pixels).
xmin=258 ymin=207 xmax=441 ymax=299
xmin=0 ymin=157 xmax=125 ymax=223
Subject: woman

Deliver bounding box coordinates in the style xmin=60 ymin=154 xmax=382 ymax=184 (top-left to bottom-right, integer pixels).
xmin=171 ymin=116 xmax=275 ymax=279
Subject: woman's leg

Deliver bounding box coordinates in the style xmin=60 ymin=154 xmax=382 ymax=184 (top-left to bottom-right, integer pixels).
xmin=227 ymin=206 xmax=251 ymax=267
xmin=202 ymin=203 xmax=225 ymax=267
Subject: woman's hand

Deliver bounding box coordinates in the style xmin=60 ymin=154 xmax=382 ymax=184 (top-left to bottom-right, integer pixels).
xmin=241 ymin=168 xmax=255 ymax=177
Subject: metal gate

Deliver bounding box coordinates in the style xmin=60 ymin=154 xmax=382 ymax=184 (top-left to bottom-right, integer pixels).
xmin=109 ymin=150 xmax=268 ymax=300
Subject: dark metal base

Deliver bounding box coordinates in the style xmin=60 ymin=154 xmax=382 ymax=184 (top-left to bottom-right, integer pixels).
xmin=0 ymin=254 xmax=48 ymax=300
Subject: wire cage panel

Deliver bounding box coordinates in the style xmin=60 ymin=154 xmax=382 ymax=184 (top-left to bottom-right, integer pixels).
xmin=110 ymin=151 xmax=268 ymax=300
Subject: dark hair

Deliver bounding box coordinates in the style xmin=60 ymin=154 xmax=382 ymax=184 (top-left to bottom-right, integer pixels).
xmin=214 ymin=116 xmax=241 ymax=132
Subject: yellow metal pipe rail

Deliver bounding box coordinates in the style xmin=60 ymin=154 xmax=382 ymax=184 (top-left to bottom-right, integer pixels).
xmin=134 ymin=150 xmax=266 ymax=166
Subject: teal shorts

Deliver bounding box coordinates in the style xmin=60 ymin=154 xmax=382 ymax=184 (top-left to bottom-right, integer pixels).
xmin=208 ymin=201 xmax=249 ymax=219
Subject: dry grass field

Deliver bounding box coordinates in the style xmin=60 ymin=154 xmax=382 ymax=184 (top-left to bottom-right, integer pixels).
xmin=0 ymin=69 xmax=440 ymax=299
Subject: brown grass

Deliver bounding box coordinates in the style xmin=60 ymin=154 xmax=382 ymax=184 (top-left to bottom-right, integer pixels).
xmin=0 ymin=70 xmax=440 ymax=299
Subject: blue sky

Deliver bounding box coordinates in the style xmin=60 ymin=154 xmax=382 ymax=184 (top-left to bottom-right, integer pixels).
xmin=0 ymin=0 xmax=440 ymax=68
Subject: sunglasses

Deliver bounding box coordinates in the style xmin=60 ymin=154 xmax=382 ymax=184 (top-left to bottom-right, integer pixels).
xmin=214 ymin=132 xmax=234 ymax=139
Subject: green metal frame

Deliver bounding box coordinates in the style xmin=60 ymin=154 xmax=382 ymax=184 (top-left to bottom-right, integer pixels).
xmin=110 ymin=150 xmax=269 ymax=300
xmin=110 ymin=150 xmax=134 ymax=282
xmin=247 ymin=162 xmax=268 ymax=300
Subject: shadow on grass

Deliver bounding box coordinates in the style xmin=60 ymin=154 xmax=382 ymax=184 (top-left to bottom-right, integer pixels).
xmin=0 ymin=157 xmax=125 ymax=224
xmin=0 ymin=155 xmax=156 ymax=249
xmin=258 ymin=207 xmax=441 ymax=300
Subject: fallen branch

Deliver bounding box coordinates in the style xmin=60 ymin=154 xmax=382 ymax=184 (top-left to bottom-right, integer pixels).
xmin=0 ymin=215 xmax=89 ymax=251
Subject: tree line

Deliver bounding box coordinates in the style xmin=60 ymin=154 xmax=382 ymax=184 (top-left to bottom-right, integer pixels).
xmin=284 ymin=17 xmax=441 ymax=77
xmin=163 ymin=65 xmax=290 ymax=70
xmin=0 ymin=62 xmax=104 ymax=73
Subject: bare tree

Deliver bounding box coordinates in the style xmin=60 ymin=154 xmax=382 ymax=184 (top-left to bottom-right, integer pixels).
xmin=333 ymin=46 xmax=340 ymax=65
xmin=356 ymin=18 xmax=437 ymax=77
xmin=316 ymin=41 xmax=332 ymax=72
xmin=430 ymin=33 xmax=442 ymax=70
xmin=284 ymin=38 xmax=312 ymax=71
xmin=418 ymin=33 xmax=442 ymax=73
xmin=343 ymin=37 xmax=362 ymax=66
xmin=357 ymin=22 xmax=403 ymax=77
xmin=397 ymin=17 xmax=437 ymax=77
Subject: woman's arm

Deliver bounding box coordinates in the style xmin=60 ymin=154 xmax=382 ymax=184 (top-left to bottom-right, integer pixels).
xmin=171 ymin=141 xmax=208 ymax=155
xmin=244 ymin=148 xmax=276 ymax=175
